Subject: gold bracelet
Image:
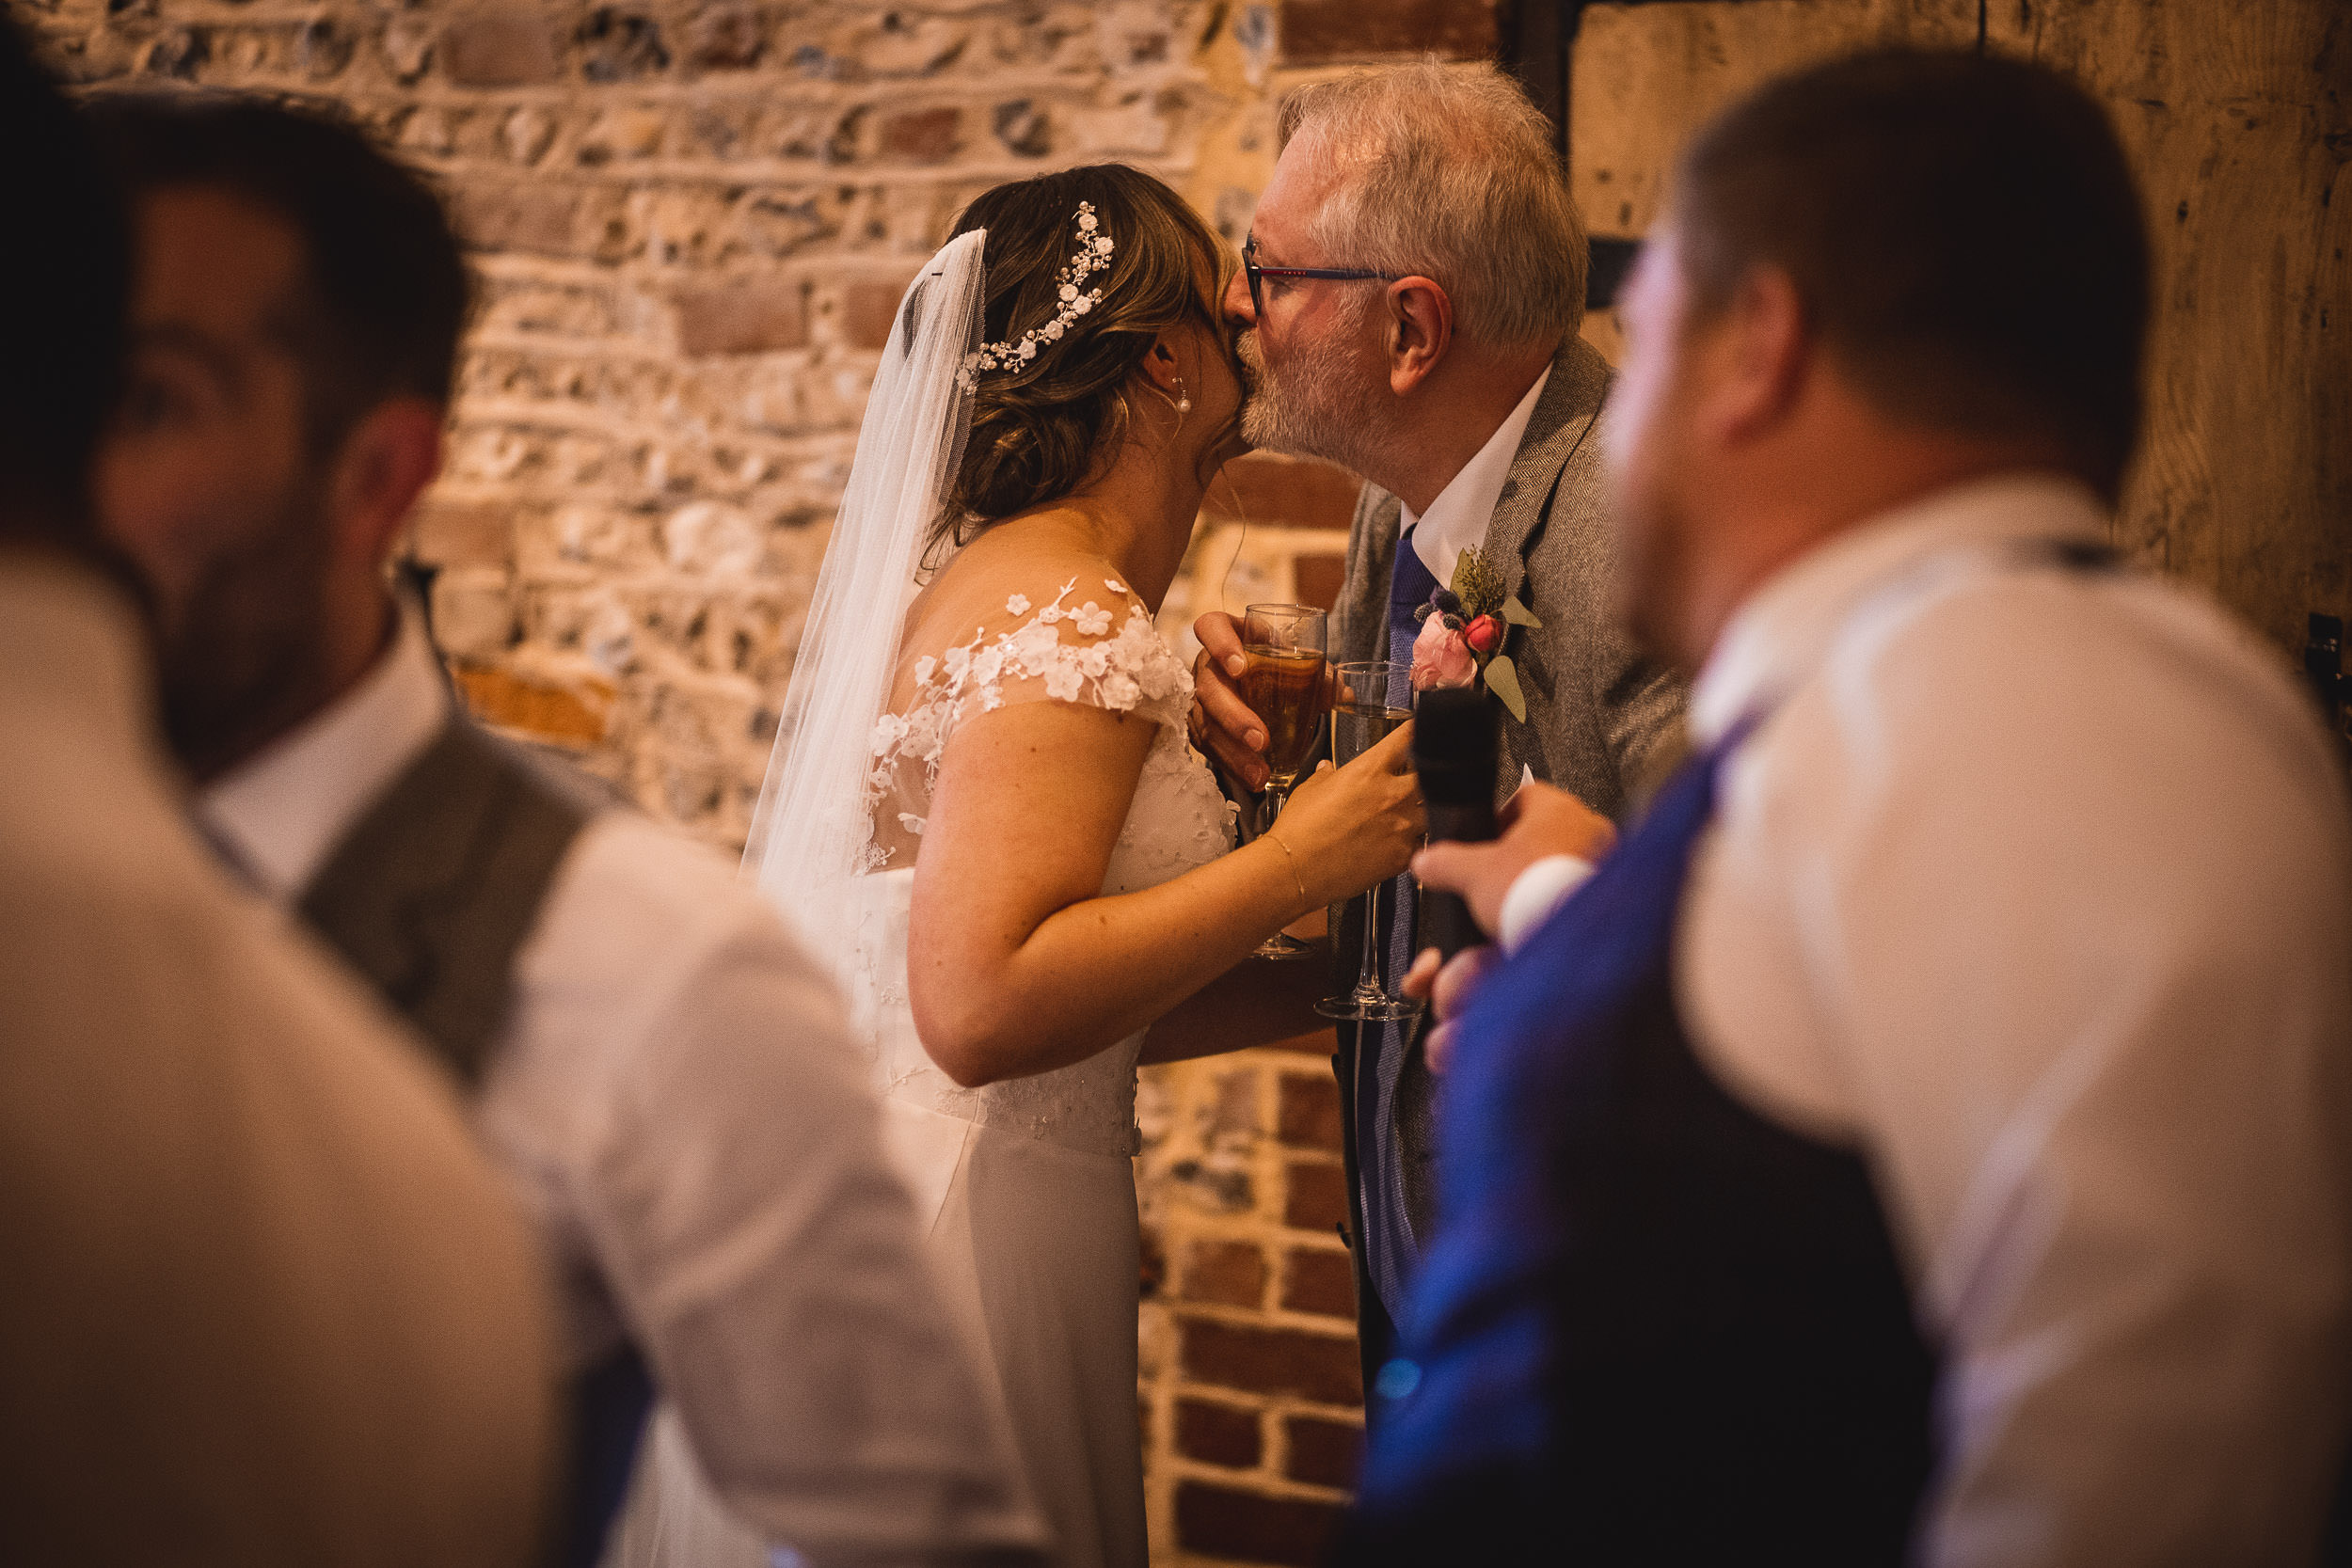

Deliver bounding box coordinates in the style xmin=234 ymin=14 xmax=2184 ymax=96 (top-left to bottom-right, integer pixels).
xmin=1263 ymin=828 xmax=1310 ymax=910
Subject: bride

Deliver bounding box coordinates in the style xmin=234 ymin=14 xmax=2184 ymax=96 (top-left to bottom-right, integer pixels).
xmin=622 ymin=166 xmax=1421 ymax=1568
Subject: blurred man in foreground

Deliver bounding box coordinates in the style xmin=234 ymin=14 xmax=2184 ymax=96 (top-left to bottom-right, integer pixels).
xmin=0 ymin=24 xmax=560 ymax=1564
xmin=1356 ymin=48 xmax=2352 ymax=1568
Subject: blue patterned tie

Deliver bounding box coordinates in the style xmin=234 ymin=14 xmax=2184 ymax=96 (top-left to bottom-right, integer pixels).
xmin=1359 ymin=529 xmax=1439 ymax=1321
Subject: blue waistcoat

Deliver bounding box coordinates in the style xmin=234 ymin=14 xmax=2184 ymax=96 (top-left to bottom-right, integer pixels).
xmin=1342 ymin=718 xmax=1938 ymax=1565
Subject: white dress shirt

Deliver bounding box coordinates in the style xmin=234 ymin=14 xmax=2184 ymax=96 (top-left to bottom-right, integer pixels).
xmin=202 ymin=608 xmax=1047 ymax=1568
xmin=1509 ymin=474 xmax=2352 ymax=1565
xmin=1407 ymin=366 xmax=1586 ymax=913
xmin=0 ymin=556 xmax=558 ymax=1567
xmin=1399 ymin=365 xmax=1550 ymax=592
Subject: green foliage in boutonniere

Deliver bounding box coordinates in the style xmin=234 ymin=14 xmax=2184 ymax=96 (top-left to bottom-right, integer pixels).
xmin=1409 ymin=546 xmax=1543 ymax=721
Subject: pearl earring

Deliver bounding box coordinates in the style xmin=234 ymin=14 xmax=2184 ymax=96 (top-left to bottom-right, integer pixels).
xmin=1175 ymin=377 xmax=1191 ymax=415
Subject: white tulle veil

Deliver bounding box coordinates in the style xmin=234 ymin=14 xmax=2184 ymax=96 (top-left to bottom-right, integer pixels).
xmin=740 ymin=230 xmax=986 ymax=980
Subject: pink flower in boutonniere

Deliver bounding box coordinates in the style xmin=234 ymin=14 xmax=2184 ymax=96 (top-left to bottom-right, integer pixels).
xmin=1410 ymin=546 xmax=1544 ymax=721
xmin=1410 ymin=614 xmax=1477 ymax=692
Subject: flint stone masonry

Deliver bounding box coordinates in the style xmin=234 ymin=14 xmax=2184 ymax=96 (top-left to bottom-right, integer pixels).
xmin=441 ymin=11 xmax=562 ymax=87
xmin=33 ymin=0 xmax=1362 ymax=853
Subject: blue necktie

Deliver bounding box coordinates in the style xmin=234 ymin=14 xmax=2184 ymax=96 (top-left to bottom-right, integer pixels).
xmin=1359 ymin=529 xmax=1439 ymax=1321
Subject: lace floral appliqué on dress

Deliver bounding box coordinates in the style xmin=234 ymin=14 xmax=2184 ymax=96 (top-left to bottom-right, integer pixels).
xmin=846 ymin=575 xmax=1236 ymax=1159
xmin=865 ymin=576 xmax=1209 ymax=871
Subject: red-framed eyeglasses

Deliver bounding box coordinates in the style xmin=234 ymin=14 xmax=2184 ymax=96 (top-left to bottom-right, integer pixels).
xmin=1242 ymin=233 xmax=1406 ymax=318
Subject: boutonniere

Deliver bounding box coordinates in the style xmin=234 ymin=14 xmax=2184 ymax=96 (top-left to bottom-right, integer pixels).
xmin=1409 ymin=546 xmax=1542 ymax=721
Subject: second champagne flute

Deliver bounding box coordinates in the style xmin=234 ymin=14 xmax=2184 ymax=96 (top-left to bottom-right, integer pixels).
xmin=1242 ymin=602 xmax=1328 ymax=960
xmin=1314 ymin=662 xmax=1420 ymax=1021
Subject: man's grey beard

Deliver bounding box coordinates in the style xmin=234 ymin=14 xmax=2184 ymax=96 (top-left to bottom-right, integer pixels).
xmin=1235 ymin=321 xmax=1389 ymax=479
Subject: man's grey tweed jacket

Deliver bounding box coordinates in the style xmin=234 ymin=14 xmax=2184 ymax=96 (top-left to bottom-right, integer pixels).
xmin=1328 ymin=335 xmax=1685 ymax=814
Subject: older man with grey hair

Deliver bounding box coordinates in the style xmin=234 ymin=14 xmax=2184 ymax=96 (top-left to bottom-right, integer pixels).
xmin=1193 ymin=60 xmax=1686 ymax=1393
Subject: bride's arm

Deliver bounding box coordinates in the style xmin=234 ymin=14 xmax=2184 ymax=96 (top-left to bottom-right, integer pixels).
xmin=908 ymin=702 xmax=1415 ymax=1087
xmin=1136 ymin=956 xmax=1331 ymax=1065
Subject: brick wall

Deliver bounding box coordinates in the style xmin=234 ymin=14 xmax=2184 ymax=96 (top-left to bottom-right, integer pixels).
xmin=20 ymin=0 xmax=1498 ymax=1560
xmin=1136 ymin=1036 xmax=1368 ymax=1562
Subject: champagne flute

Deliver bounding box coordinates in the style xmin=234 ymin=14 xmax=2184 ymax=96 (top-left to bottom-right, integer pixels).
xmin=1243 ymin=602 xmax=1329 ymax=960
xmin=1315 ymin=663 xmax=1420 ymax=1021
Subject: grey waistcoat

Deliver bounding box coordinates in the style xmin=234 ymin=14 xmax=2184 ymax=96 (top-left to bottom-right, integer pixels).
xmin=300 ymin=713 xmax=656 ymax=1568
xmin=298 ymin=716 xmax=600 ymax=1085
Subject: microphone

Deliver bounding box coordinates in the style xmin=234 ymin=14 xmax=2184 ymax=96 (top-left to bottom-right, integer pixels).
xmin=1411 ymin=687 xmax=1499 ymax=963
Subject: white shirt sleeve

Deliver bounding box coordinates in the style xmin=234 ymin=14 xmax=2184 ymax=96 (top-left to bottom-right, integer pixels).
xmin=1496 ymin=854 xmax=1596 ymax=953
xmin=1682 ymin=575 xmax=2352 ymax=1568
xmin=483 ymin=819 xmax=1046 ymax=1565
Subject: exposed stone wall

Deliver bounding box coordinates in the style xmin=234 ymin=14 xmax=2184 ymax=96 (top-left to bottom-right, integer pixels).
xmin=34 ymin=0 xmax=1265 ymax=840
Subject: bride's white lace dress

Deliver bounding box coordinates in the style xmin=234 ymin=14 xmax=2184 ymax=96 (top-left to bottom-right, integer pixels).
xmin=619 ymin=570 xmax=1232 ymax=1568
xmin=845 ymin=570 xmax=1233 ymax=1568
xmin=611 ymin=228 xmax=1237 ymax=1568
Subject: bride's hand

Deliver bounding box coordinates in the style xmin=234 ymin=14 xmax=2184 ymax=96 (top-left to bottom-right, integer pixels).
xmin=1267 ymin=721 xmax=1424 ymax=907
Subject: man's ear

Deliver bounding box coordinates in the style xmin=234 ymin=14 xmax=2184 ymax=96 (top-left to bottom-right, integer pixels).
xmin=1384 ymin=276 xmax=1454 ymax=397
xmin=328 ymin=396 xmax=444 ymax=566
xmin=1703 ymin=266 xmax=1806 ymax=446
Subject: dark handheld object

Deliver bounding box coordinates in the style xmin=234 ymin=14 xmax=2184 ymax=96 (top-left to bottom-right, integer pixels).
xmin=1413 ymin=687 xmax=1500 ymax=963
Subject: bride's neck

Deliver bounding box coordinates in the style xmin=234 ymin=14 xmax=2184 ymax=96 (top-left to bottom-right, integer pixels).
xmin=1048 ymin=436 xmax=1215 ymax=613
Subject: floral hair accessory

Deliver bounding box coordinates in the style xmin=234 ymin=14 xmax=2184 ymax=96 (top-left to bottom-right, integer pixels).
xmin=957 ymin=201 xmax=1116 ymax=392
xmin=1409 ymin=546 xmax=1544 ymax=721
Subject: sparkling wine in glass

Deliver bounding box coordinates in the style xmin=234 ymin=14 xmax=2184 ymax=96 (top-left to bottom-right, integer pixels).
xmin=1315 ymin=663 xmax=1420 ymax=1021
xmin=1244 ymin=603 xmax=1328 ymax=960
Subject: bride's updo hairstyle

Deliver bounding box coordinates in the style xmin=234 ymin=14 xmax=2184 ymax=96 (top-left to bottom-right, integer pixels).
xmin=931 ymin=164 xmax=1233 ymax=557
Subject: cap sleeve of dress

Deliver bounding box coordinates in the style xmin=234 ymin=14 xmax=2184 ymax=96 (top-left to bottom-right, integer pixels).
xmin=935 ymin=574 xmax=1190 ymax=732
xmin=862 ymin=574 xmax=1194 ymax=866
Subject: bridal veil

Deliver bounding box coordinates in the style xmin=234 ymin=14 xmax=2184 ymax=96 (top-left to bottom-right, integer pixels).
xmin=741 ymin=229 xmax=985 ymax=979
